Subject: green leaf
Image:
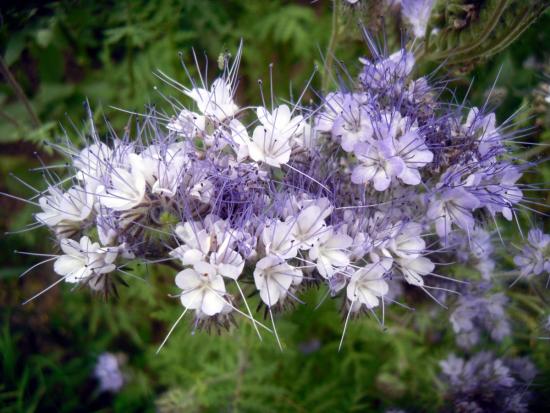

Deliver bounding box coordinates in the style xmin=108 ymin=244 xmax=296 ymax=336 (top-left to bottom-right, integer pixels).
xmin=3 ymin=33 xmax=26 ymax=66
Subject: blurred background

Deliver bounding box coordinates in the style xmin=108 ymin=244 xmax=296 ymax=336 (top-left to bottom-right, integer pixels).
xmin=1 ymin=1 xmax=550 ymax=412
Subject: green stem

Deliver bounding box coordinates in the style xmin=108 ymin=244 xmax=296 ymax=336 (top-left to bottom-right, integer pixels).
xmin=322 ymin=0 xmax=340 ymax=93
xmin=0 ymin=56 xmax=41 ymax=128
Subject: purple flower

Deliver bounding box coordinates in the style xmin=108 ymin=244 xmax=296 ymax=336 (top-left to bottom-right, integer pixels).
xmin=94 ymin=352 xmax=125 ymax=393
xmin=450 ymin=288 xmax=511 ymax=349
xmin=440 ymin=352 xmax=537 ymax=413
xmin=449 ymin=228 xmax=495 ymax=279
xmin=514 ymin=228 xmax=550 ymax=278
xmin=359 ymin=49 xmax=415 ymax=92
xmin=341 ymin=110 xmax=434 ymax=190
xmin=427 ymin=186 xmax=479 ymax=239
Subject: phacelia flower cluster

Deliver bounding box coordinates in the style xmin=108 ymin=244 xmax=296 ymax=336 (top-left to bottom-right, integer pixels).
xmin=15 ymin=43 xmax=539 ymax=346
xmin=450 ymin=287 xmax=511 ymax=349
xmin=440 ymin=352 xmax=537 ymax=413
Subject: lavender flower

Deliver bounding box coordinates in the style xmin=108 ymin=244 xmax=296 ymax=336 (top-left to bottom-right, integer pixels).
xmin=450 ymin=287 xmax=511 ymax=349
xmin=94 ymin=352 xmax=125 ymax=393
xmin=440 ymin=352 xmax=537 ymax=413
xmin=449 ymin=228 xmax=495 ymax=280
xmin=514 ymin=228 xmax=550 ymax=278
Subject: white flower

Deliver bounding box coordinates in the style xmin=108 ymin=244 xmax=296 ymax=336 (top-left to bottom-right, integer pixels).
xmin=175 ymin=261 xmax=227 ymax=316
xmin=262 ymin=219 xmax=298 ymax=259
xmin=54 ymin=236 xmax=118 ymax=290
xmin=98 ymin=167 xmax=147 ymax=211
xmin=401 ymin=0 xmax=435 ymax=38
xmin=387 ymin=222 xmax=425 ymax=259
xmin=97 ymin=217 xmax=119 ymax=246
xmin=229 ymin=119 xmax=251 ymax=161
xmin=253 ymin=255 xmax=302 ymax=306
xmin=170 ymin=222 xmax=211 ymax=266
xmin=185 ymin=78 xmax=238 ymax=122
xmin=167 ymin=108 xmax=206 ymax=136
xmin=127 ymin=152 xmax=159 ymax=186
xmin=331 ymin=95 xmax=374 ymax=152
xmin=256 ymin=104 xmax=304 ymax=142
xmin=209 ymin=248 xmax=245 ymax=280
xmin=151 ymin=161 xmax=187 ymax=198
xmin=247 ymin=125 xmax=292 ymax=167
xmin=309 ymin=228 xmax=352 ymax=278
xmin=290 ymin=203 xmax=332 ymax=250
xmin=247 ymin=105 xmax=304 ymax=167
xmin=481 ymin=167 xmax=523 ymax=221
xmin=128 ymin=145 xmax=189 ymax=198
xmin=346 ymin=262 xmax=389 ymax=310
xmin=398 ymin=256 xmax=434 ymax=286
xmin=74 ymin=143 xmax=113 ymax=190
xmin=427 ymin=187 xmax=479 ymax=238
xmin=36 ymin=186 xmax=94 ymax=228
xmin=315 ymin=92 xmax=346 ymax=133
xmin=205 ymin=216 xmax=240 ymax=253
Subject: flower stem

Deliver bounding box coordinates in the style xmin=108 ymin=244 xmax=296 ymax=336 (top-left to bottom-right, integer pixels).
xmin=322 ymin=0 xmax=341 ymax=93
xmin=0 ymin=56 xmax=41 ymax=128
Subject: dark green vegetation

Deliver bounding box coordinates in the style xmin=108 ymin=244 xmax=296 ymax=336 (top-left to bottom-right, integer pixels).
xmin=1 ymin=1 xmax=550 ymax=412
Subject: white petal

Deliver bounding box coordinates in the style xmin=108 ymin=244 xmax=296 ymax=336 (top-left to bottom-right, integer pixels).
xmin=407 ymin=256 xmax=434 ymax=275
xmin=398 ymin=167 xmax=421 ymax=185
xmin=175 ymin=268 xmax=202 ymax=290
xmin=182 ymin=249 xmax=206 ymax=266
xmin=64 ymin=266 xmax=91 ymax=283
xmin=373 ymin=170 xmax=391 ymax=191
xmin=201 ymin=290 xmax=226 ymax=316
xmin=351 ymin=165 xmax=378 ymax=185
xmin=59 ymin=238 xmax=82 ymax=256
xmin=366 ymin=279 xmax=389 ymax=296
xmin=180 ymin=288 xmax=202 ymax=310
xmin=54 ymin=255 xmax=84 ymax=276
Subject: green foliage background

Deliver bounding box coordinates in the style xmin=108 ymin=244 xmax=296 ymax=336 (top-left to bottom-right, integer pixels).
xmin=1 ymin=1 xmax=549 ymax=412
